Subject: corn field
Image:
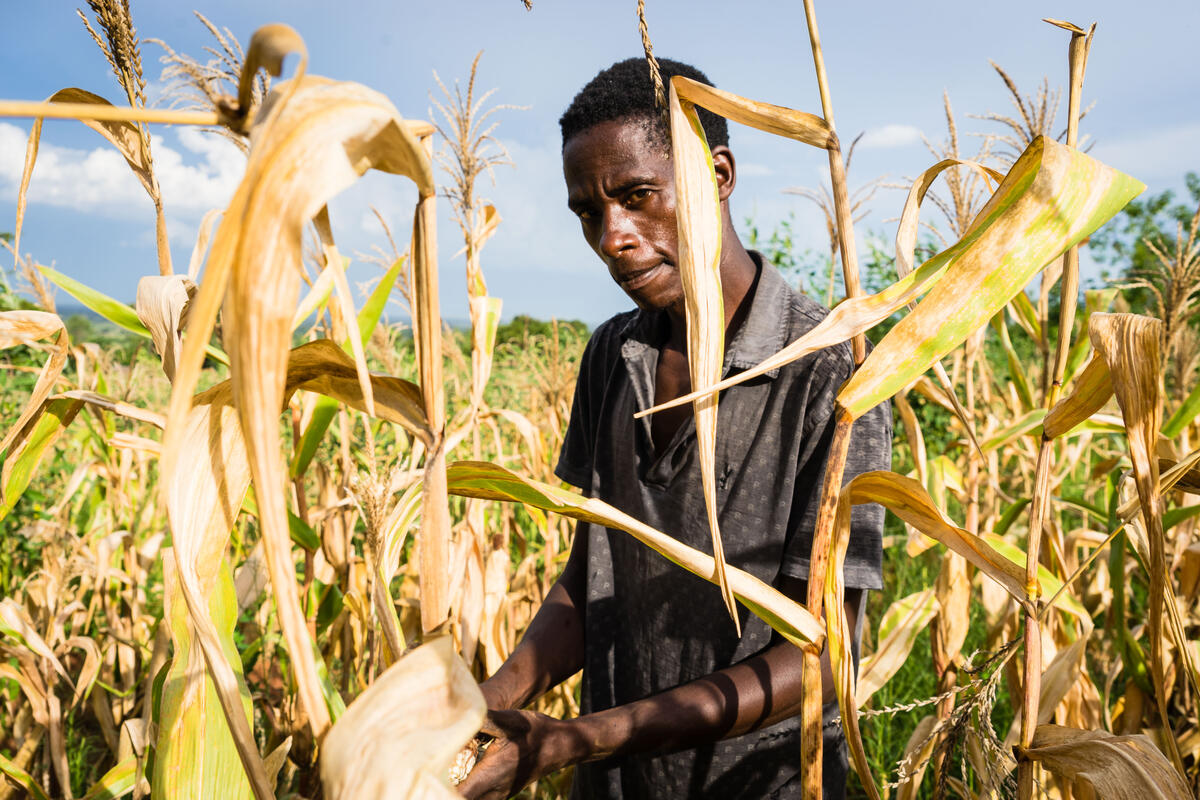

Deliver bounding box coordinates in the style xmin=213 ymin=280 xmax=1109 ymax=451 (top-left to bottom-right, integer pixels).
xmin=1 ymin=3 xmax=1198 ymax=799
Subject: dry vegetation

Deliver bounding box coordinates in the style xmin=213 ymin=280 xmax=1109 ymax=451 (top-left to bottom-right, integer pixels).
xmin=0 ymin=4 xmax=1197 ymax=800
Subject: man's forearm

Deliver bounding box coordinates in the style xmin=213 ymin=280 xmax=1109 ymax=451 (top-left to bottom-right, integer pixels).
xmin=564 ymin=637 xmax=811 ymax=764
xmin=557 ymin=583 xmax=857 ymax=767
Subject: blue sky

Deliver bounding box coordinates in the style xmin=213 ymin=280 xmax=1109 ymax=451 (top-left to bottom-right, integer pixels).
xmin=2 ymin=1 xmax=1197 ymax=325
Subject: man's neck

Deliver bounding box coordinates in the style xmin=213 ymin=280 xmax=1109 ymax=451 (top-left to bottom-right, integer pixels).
xmin=664 ymin=236 xmax=760 ymax=353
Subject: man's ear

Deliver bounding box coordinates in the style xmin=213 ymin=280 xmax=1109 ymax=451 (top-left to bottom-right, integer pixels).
xmin=711 ymin=145 xmax=737 ymax=202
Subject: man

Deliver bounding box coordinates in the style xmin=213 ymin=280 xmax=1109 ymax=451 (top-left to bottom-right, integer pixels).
xmin=459 ymin=57 xmax=890 ymax=800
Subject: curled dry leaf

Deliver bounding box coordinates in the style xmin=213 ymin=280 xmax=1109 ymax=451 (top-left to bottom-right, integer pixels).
xmin=0 ymin=311 xmax=69 ymax=504
xmin=161 ymin=22 xmax=437 ymax=743
xmin=1025 ymin=724 xmax=1192 ymax=799
xmin=667 ymin=77 xmax=736 ymax=627
xmin=320 ymin=637 xmax=485 ymax=800
xmin=163 ymin=339 xmax=429 ymax=798
xmin=135 ymin=274 xmax=197 ymax=382
xmin=14 ymin=88 xmax=157 ymax=269
xmin=1089 ymin=312 xmax=1191 ymax=773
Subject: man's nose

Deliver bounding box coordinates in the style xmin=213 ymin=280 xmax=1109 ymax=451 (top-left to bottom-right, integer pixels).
xmin=598 ymin=209 xmax=638 ymax=260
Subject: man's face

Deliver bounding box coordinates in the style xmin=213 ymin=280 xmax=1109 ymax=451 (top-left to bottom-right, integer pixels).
xmin=563 ymin=118 xmax=683 ymax=314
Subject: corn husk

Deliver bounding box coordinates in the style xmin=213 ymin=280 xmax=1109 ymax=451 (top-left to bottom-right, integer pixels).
xmin=320 ymin=637 xmax=485 ymax=800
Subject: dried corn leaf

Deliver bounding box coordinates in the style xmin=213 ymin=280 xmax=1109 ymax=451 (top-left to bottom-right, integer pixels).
xmin=893 ymin=158 xmax=1002 ymax=452
xmin=638 ymin=137 xmax=1141 ymax=419
xmin=320 ymin=637 xmax=485 ymax=800
xmin=1089 ymin=312 xmax=1187 ymax=773
xmin=469 ymin=295 xmax=503 ymax=406
xmin=135 ymin=275 xmax=197 ymax=382
xmin=1025 ymin=725 xmax=1192 ymax=799
xmin=446 ymin=461 xmax=823 ymax=647
xmin=0 ymin=599 xmax=72 ymax=687
xmin=162 ymin=25 xmax=437 ymax=736
xmin=314 ymin=209 xmax=375 ymax=416
xmin=13 ymin=88 xmax=154 ymax=267
xmin=1043 ymin=351 xmax=1112 ymax=438
xmin=838 ymin=138 xmax=1144 ymax=420
xmin=825 ymin=483 xmax=880 ymax=799
xmin=672 ymin=76 xmax=833 ymax=149
xmin=55 ymin=391 xmax=165 ymax=429
xmin=838 ymin=471 xmax=1029 ymax=602
xmin=0 ymin=311 xmax=68 ymax=480
xmin=187 ymin=209 xmax=223 ymax=281
xmin=667 ymin=78 xmax=736 ymax=626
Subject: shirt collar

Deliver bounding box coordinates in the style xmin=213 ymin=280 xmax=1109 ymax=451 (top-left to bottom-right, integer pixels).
xmin=618 ymin=250 xmax=791 ymax=380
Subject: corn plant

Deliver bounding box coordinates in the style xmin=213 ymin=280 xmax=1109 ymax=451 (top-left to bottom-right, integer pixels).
xmin=1 ymin=3 xmax=1198 ymax=799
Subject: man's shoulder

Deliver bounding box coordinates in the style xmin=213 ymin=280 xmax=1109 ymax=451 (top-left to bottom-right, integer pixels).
xmin=775 ymin=280 xmax=856 ymax=380
xmin=579 ymin=308 xmax=640 ymax=368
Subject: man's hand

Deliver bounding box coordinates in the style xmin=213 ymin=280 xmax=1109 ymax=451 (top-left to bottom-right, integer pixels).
xmin=456 ymin=709 xmax=579 ymax=800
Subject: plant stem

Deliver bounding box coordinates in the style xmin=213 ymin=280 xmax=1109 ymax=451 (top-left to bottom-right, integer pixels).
xmin=1018 ymin=22 xmax=1094 ymax=798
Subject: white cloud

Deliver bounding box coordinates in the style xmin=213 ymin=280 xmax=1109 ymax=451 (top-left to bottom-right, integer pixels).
xmin=0 ymin=122 xmax=243 ymax=221
xmin=858 ymin=123 xmax=923 ymax=149
xmin=1090 ymin=122 xmax=1200 ymax=189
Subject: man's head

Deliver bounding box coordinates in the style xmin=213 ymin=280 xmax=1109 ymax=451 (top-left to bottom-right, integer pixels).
xmin=560 ymin=58 xmax=737 ymax=314
xmin=559 ymin=57 xmax=728 ymax=155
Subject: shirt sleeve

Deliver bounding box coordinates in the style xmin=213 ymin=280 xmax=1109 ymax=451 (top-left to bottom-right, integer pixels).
xmin=780 ymin=350 xmax=892 ymax=591
xmin=554 ymin=329 xmax=602 ymax=491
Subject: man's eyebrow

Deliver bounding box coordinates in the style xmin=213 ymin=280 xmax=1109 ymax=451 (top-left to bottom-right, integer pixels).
xmin=610 ymin=175 xmax=662 ymax=193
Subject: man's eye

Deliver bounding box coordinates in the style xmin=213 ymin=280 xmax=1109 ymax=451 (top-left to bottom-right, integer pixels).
xmin=575 ymin=208 xmax=595 ymax=221
xmin=625 ymin=188 xmax=651 ymax=205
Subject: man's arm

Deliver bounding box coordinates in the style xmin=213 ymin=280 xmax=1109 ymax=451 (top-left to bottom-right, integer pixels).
xmin=458 ymin=576 xmax=859 ymax=800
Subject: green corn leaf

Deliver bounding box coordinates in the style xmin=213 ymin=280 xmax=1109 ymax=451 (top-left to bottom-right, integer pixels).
xmin=241 ymin=491 xmax=321 ymax=552
xmin=154 ymin=554 xmax=255 ymax=800
xmin=290 ymin=399 xmax=338 ymax=479
xmin=81 ymin=756 xmax=138 ymax=800
xmin=356 ymin=257 xmax=404 ymax=345
xmin=1008 ymin=290 xmax=1043 ymax=344
xmin=1163 ymin=376 xmax=1200 ymax=439
xmin=0 ymin=749 xmax=50 ymax=800
xmin=983 ymin=533 xmax=1088 ymax=620
xmin=39 ymin=265 xmax=229 ymax=365
xmin=994 ymin=498 xmax=1032 ymax=537
xmin=990 ymin=312 xmax=1036 ymax=410
xmin=1164 ymin=503 xmax=1200 ymax=532
xmin=981 ymin=408 xmax=1046 ymax=453
xmin=446 ymin=461 xmax=823 ymax=648
xmin=290 ymin=260 xmax=405 ymax=480
xmin=838 ymin=137 xmax=1144 ymax=420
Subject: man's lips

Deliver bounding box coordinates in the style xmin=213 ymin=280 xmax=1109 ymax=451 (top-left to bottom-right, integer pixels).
xmin=617 ymin=262 xmax=669 ymax=292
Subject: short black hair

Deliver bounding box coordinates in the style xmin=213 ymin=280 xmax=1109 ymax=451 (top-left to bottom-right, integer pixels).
xmin=559 ymin=57 xmax=729 ymax=153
